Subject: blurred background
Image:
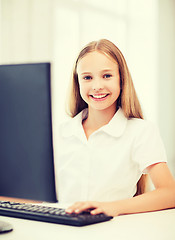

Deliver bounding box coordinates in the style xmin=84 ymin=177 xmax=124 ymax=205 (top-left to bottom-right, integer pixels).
xmin=0 ymin=0 xmax=175 ymax=175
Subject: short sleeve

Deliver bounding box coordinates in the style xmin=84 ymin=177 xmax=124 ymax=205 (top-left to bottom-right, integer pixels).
xmin=132 ymin=121 xmax=167 ymax=173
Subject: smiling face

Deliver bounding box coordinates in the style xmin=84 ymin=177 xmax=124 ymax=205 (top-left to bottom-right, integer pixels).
xmin=77 ymin=51 xmax=120 ymax=115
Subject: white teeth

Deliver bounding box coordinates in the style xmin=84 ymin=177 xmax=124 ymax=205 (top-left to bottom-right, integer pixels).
xmin=92 ymin=94 xmax=108 ymax=99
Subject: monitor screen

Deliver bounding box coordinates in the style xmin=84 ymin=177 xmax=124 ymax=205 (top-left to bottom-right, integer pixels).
xmin=0 ymin=63 xmax=57 ymax=202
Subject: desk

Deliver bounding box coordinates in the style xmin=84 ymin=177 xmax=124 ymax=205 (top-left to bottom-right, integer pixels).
xmin=0 ymin=203 xmax=175 ymax=240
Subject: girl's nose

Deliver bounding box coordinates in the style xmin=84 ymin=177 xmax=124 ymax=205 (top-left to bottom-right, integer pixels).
xmin=92 ymin=78 xmax=104 ymax=91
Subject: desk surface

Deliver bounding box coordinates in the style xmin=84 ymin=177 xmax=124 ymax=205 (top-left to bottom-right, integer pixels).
xmin=0 ymin=203 xmax=175 ymax=240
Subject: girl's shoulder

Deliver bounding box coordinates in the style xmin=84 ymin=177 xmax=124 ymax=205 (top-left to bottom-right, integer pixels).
xmin=115 ymin=107 xmax=158 ymax=136
xmin=128 ymin=116 xmax=156 ymax=129
xmin=127 ymin=117 xmax=161 ymax=142
xmin=58 ymin=117 xmax=74 ymax=137
xmin=58 ymin=111 xmax=84 ymax=138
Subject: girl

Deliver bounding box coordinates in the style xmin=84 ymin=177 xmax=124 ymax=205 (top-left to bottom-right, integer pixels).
xmin=57 ymin=39 xmax=175 ymax=217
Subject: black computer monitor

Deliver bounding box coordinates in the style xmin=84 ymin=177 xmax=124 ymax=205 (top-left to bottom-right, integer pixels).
xmin=0 ymin=62 xmax=57 ymax=202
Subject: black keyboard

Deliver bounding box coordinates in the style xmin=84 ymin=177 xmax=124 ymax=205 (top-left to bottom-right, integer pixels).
xmin=0 ymin=201 xmax=113 ymax=227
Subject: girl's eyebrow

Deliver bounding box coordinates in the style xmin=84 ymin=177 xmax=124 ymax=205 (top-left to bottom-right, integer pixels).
xmin=101 ymin=69 xmax=113 ymax=73
xmin=80 ymin=69 xmax=113 ymax=75
xmin=80 ymin=72 xmax=92 ymax=76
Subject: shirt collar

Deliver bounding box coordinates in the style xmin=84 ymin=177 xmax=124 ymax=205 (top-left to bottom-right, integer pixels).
xmin=61 ymin=107 xmax=128 ymax=139
xmin=60 ymin=110 xmax=86 ymax=139
xmin=101 ymin=108 xmax=127 ymax=137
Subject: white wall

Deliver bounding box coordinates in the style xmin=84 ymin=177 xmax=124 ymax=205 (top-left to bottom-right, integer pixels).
xmin=158 ymin=0 xmax=175 ymax=175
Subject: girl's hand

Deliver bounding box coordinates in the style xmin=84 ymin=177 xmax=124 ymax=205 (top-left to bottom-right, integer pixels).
xmin=65 ymin=201 xmax=120 ymax=217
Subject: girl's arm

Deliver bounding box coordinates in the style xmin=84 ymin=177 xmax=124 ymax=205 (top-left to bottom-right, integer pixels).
xmin=66 ymin=162 xmax=175 ymax=216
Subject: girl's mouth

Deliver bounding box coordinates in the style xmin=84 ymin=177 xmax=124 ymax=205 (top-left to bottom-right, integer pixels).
xmin=90 ymin=94 xmax=109 ymax=101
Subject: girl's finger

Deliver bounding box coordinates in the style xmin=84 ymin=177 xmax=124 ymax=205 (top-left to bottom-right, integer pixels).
xmin=74 ymin=202 xmax=95 ymax=213
xmin=90 ymin=207 xmax=103 ymax=215
xmin=66 ymin=202 xmax=83 ymax=213
xmin=66 ymin=201 xmax=99 ymax=214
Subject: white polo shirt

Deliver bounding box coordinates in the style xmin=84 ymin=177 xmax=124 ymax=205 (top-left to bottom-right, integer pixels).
xmin=55 ymin=108 xmax=167 ymax=204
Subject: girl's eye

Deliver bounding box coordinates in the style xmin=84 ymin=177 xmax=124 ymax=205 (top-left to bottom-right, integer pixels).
xmin=84 ymin=76 xmax=92 ymax=80
xmin=103 ymin=74 xmax=112 ymax=79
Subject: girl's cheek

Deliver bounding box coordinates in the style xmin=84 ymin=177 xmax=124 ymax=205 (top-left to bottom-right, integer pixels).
xmin=79 ymin=87 xmax=87 ymax=101
xmin=80 ymin=85 xmax=88 ymax=94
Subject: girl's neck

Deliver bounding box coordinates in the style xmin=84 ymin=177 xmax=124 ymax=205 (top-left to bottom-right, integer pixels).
xmin=83 ymin=106 xmax=117 ymax=139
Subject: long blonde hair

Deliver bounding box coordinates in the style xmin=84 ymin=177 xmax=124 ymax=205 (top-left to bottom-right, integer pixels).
xmin=67 ymin=39 xmax=147 ymax=195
